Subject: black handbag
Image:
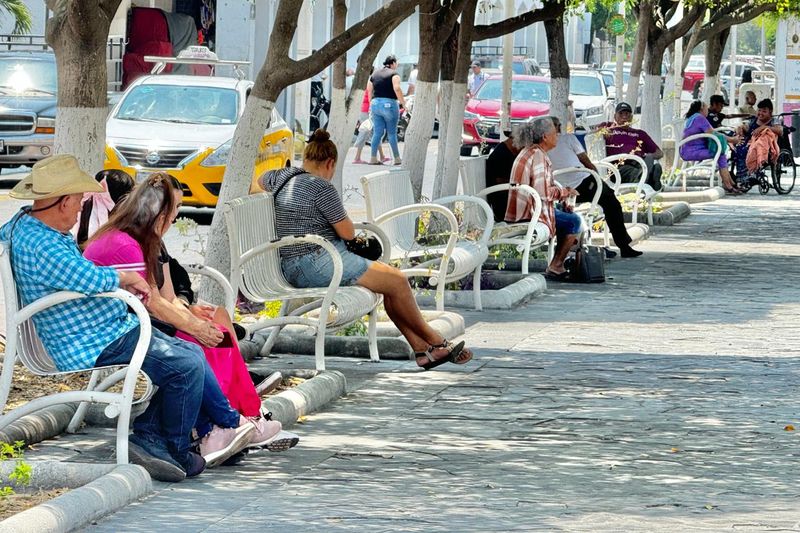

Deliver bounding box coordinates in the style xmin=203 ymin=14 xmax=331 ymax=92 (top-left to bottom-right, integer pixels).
xmin=345 ymin=235 xmax=383 ymax=260
xmin=570 ymin=241 xmax=605 ymax=283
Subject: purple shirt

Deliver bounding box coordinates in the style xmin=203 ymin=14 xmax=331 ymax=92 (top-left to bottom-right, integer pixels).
xmin=600 ymin=122 xmax=660 ymax=158
xmin=682 ymin=113 xmax=712 ymax=153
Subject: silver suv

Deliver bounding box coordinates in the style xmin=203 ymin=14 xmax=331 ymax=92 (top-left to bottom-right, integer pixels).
xmin=0 ymin=52 xmax=57 ymax=172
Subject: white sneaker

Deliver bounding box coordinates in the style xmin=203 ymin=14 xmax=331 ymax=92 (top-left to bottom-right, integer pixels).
xmin=199 ymin=424 xmax=255 ymax=468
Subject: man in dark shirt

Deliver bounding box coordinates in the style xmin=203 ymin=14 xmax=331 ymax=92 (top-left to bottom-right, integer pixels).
xmin=485 ymin=131 xmax=521 ymax=222
xmin=596 ymin=102 xmax=664 ymax=191
xmin=707 ymin=94 xmax=727 ymax=129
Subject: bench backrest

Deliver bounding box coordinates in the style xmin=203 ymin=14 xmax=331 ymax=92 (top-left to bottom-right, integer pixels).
xmin=0 ymin=242 xmax=59 ymax=375
xmin=458 ymin=156 xmax=493 ymax=228
xmin=584 ymin=132 xmax=606 ymax=162
xmin=361 ymin=169 xmax=418 ymax=254
xmin=223 ymin=193 xmax=293 ymax=303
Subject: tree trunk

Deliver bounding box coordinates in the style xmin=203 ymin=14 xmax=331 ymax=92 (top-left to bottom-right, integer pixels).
xmin=45 ymin=2 xmax=121 ymax=175
xmin=626 ymin=1 xmax=651 ymax=109
xmin=327 ymin=0 xmax=349 ymax=194
xmin=639 ymin=45 xmax=666 ymax=146
xmin=702 ymin=28 xmax=730 ymax=102
xmin=433 ymin=23 xmax=459 ymax=198
xmin=439 ymin=0 xmax=476 ymax=199
xmin=544 ymin=10 xmax=569 ymax=125
xmin=403 ymin=0 xmax=465 ymax=201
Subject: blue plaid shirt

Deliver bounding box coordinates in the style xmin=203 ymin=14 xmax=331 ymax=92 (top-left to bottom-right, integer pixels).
xmin=0 ymin=210 xmax=139 ymax=371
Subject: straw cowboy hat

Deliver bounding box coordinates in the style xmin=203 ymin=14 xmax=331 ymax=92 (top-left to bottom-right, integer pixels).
xmin=10 ymin=154 xmax=103 ymax=200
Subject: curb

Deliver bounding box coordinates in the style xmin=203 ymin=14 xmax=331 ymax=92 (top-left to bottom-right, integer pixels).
xmin=655 ymin=186 xmax=724 ymax=203
xmin=0 ymin=464 xmax=152 ymax=533
xmin=261 ymin=370 xmax=347 ymax=428
xmin=590 ymin=222 xmax=650 ymax=247
xmin=0 ymin=403 xmax=77 ymax=447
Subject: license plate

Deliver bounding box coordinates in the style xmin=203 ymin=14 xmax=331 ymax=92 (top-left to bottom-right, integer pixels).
xmin=135 ymin=170 xmax=152 ymax=182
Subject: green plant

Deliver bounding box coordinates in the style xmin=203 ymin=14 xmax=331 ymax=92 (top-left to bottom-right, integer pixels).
xmin=173 ymin=217 xmax=206 ymax=257
xmin=336 ymin=317 xmax=368 ymax=337
xmin=0 ymin=441 xmax=31 ymax=498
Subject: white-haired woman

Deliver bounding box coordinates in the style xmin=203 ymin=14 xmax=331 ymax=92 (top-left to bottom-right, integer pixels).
xmin=505 ymin=117 xmax=582 ymax=281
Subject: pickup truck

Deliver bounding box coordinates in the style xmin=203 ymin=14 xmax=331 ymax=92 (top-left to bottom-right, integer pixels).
xmin=0 ymin=51 xmax=57 ymax=172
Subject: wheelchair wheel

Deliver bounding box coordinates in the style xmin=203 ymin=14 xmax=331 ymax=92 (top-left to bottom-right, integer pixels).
xmin=772 ymin=150 xmax=796 ymax=195
xmin=758 ymin=175 xmax=770 ymax=195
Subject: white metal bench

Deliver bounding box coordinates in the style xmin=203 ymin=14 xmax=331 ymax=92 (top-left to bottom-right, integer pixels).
xmin=361 ymin=169 xmax=491 ymax=311
xmin=0 ymin=242 xmax=154 ymax=465
xmin=223 ymin=192 xmax=383 ymax=371
xmin=665 ymin=133 xmax=722 ymax=190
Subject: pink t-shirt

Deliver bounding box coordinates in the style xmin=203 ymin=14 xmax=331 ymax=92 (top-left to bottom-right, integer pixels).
xmin=361 ymin=90 xmax=370 ymax=114
xmin=83 ymin=229 xmax=147 ymax=279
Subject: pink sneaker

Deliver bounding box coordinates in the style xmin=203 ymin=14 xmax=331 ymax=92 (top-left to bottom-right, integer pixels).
xmin=352 ymin=158 xmax=366 ymax=164
xmin=199 ymin=423 xmax=254 ymax=468
xmin=244 ymin=415 xmax=282 ymax=448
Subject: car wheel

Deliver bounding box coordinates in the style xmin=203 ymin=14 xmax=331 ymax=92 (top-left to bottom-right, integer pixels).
xmin=460 ymin=145 xmax=473 ymax=157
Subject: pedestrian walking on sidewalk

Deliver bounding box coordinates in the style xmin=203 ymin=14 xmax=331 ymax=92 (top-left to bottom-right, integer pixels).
xmin=368 ymin=55 xmax=405 ymax=166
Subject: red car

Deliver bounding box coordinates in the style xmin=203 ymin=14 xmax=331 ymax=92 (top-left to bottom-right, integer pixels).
xmin=461 ymin=75 xmax=550 ymax=156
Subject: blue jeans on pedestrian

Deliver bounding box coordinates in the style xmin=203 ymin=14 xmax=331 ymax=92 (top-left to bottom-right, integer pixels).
xmin=95 ymin=327 xmax=240 ymax=466
xmin=371 ymin=97 xmax=400 ymax=160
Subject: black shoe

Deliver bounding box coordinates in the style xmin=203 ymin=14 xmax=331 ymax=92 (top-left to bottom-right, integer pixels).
xmin=221 ymin=449 xmax=248 ymax=466
xmin=181 ymin=451 xmax=206 ymax=477
xmin=604 ymin=248 xmax=618 ymax=259
xmin=620 ymin=246 xmax=643 ymax=258
xmin=127 ymin=439 xmax=186 ymax=483
xmin=232 ymin=323 xmax=247 ymax=341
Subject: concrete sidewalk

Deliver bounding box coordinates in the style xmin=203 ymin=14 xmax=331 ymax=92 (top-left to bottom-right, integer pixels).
xmin=73 ymin=193 xmax=800 ymax=531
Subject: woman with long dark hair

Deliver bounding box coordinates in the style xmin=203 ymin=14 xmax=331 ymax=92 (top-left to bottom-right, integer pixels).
xmin=84 ymin=174 xmax=297 ymax=466
xmin=681 ymin=99 xmax=741 ymax=194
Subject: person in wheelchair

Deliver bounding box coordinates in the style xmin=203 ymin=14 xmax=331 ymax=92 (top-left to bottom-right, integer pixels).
xmin=733 ymin=99 xmax=785 ymax=184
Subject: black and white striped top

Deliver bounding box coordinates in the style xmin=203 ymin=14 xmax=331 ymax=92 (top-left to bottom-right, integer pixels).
xmin=259 ymin=167 xmax=348 ymax=259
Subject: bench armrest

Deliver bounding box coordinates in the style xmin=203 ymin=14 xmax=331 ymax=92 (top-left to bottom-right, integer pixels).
xmin=373 ymin=203 xmax=459 ymax=260
xmin=183 ymin=264 xmax=236 ymax=318
xmin=353 ymin=222 xmax=391 ymax=262
xmin=432 ymin=194 xmax=494 ymax=246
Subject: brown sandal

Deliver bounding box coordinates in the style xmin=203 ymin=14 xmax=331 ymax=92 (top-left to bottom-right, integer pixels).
xmin=415 ymin=340 xmax=472 ymax=370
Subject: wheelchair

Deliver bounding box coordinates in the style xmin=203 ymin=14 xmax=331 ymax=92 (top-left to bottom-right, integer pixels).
xmin=732 ymin=119 xmax=797 ymax=195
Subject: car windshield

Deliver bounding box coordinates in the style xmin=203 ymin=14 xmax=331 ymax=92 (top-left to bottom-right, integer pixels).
xmin=115 ymin=84 xmax=239 ymax=125
xmin=474 ymin=79 xmax=550 ymax=102
xmin=0 ymin=57 xmax=56 ymax=95
xmin=569 ymin=76 xmax=603 ymax=96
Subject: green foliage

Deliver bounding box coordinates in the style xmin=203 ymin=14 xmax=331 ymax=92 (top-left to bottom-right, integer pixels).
xmin=174 ymin=217 xmax=207 ymax=258
xmin=0 ymin=441 xmax=31 ymax=498
xmin=0 ymin=0 xmax=32 ymax=35
xmin=336 ymin=317 xmax=368 ymax=337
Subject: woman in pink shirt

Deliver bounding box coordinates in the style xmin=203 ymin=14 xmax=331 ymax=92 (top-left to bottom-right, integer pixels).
xmin=84 ymin=174 xmax=298 ymax=459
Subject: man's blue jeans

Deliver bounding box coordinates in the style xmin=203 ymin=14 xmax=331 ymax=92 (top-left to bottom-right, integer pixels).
xmin=95 ymin=327 xmax=240 ymax=464
xmin=370 ymin=97 xmax=400 ymax=159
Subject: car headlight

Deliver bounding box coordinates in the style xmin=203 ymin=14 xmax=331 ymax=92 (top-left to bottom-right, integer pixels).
xmin=585 ymin=106 xmax=603 ymax=117
xmin=34 ymin=116 xmax=55 ymax=134
xmin=108 ymin=144 xmax=128 ymax=166
xmin=200 ymin=140 xmax=232 ymax=167
xmin=464 ymin=110 xmax=480 ymax=120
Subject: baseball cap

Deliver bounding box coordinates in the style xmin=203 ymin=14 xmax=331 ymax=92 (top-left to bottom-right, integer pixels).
xmin=471 ymin=60 xmax=481 ymax=68
xmin=615 ymin=102 xmax=633 ymax=113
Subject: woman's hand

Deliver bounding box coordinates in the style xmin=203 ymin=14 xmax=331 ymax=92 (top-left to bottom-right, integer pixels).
xmin=189 ymin=304 xmax=216 ymax=321
xmin=189 ymin=319 xmax=224 ymax=347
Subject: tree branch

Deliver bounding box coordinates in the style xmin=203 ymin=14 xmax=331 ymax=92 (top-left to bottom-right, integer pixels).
xmin=473 ymin=0 xmax=563 ymax=41
xmin=693 ymin=2 xmax=775 ymax=45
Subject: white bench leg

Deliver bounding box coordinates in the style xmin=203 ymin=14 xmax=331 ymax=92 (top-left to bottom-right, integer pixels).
xmin=367 ymin=307 xmax=379 ymax=362
xmin=68 ymin=368 xmax=102 ymax=433
xmin=472 ymin=266 xmax=483 ymax=311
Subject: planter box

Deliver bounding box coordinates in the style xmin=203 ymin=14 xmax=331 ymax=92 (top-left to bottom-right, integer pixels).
xmin=415 ymin=271 xmax=546 ymax=310
xmin=655 ymin=187 xmax=724 ymax=203
xmin=622 ymin=202 xmax=691 ymax=226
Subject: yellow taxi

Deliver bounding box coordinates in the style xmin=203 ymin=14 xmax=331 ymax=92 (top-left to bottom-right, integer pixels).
xmin=104 ymin=54 xmax=292 ymax=207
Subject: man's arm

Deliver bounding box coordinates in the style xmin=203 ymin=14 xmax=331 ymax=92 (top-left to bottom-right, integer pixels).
xmin=577 ymin=152 xmax=597 ymax=172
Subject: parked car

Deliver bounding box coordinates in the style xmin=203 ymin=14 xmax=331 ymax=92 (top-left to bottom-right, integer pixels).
xmin=599 ymin=68 xmax=643 ymax=112
xmin=461 ymin=74 xmax=551 ymax=156
xmin=472 ymin=55 xmax=543 ymax=76
xmin=569 ymin=71 xmax=614 ymax=131
xmin=0 ymin=51 xmax=57 ymax=172
xmin=104 ymin=49 xmax=293 ymax=208
xmin=683 ymin=55 xmax=705 ymax=93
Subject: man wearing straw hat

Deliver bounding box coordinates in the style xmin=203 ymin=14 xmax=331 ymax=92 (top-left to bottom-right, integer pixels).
xmin=0 ymin=155 xmax=207 ymax=482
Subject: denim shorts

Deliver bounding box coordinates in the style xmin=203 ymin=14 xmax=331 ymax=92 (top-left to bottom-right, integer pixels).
xmin=554 ymin=208 xmax=583 ymax=237
xmin=281 ymin=239 xmax=371 ymax=288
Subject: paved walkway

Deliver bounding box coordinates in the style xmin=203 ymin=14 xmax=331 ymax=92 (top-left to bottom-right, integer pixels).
xmin=66 ymin=193 xmax=800 ymax=531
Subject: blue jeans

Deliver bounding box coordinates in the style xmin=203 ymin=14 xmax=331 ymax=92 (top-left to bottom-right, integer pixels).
xmin=370 ymin=97 xmax=400 ymax=159
xmin=281 ymin=239 xmax=370 ymax=288
xmin=95 ymin=327 xmax=240 ymax=464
